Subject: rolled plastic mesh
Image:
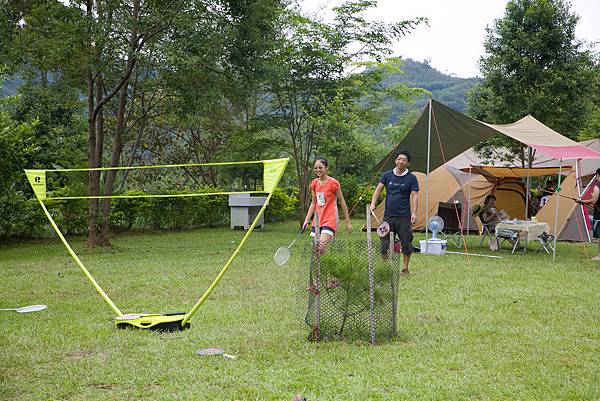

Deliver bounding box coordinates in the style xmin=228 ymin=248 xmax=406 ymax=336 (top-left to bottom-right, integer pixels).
xmin=298 ymin=239 xmax=400 ymax=344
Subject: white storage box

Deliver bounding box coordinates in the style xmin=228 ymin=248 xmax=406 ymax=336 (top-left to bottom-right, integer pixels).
xmin=419 ymin=239 xmax=447 ymax=255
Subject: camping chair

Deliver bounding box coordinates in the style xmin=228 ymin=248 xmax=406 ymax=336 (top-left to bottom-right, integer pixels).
xmin=496 ymin=228 xmax=521 ymax=253
xmin=436 ymin=202 xmax=463 ymax=248
xmin=533 ymin=232 xmax=555 ymax=254
xmin=477 ymin=216 xmax=497 ymax=247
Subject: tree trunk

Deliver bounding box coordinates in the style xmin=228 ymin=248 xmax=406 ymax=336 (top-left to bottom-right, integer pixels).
xmin=98 ymin=76 xmax=129 ymax=244
xmin=98 ymin=0 xmax=139 ymax=245
xmin=87 ymin=72 xmax=100 ymax=247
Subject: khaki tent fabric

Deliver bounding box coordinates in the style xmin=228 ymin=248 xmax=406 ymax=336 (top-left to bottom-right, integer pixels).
xmin=535 ymin=171 xmax=591 ymax=242
xmin=486 ymin=115 xmax=576 ymax=147
xmin=468 ymin=166 xmax=564 ymax=178
xmin=461 ymin=176 xmax=526 ymax=224
xmin=486 ymin=116 xmax=600 ymax=160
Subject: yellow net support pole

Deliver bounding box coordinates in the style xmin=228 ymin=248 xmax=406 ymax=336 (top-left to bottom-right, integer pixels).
xmin=182 ymin=158 xmax=288 ymax=325
xmin=36 ymin=199 xmax=123 ymax=316
xmin=24 ymin=169 xmax=122 ymax=315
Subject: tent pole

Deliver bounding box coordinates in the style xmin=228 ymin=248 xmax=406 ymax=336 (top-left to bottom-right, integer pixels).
xmin=425 ymin=97 xmax=432 ymax=251
xmin=466 ymin=165 xmax=472 ymax=234
xmin=552 ymin=160 xmax=562 ymax=262
xmin=575 ymin=160 xmax=591 ymax=243
xmin=525 ymin=146 xmax=531 ymax=220
xmin=580 ymin=180 xmax=595 ymax=243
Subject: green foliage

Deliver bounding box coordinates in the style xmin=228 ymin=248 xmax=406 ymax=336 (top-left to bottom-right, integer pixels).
xmin=12 ymin=82 xmax=86 ymax=174
xmin=265 ymin=4 xmax=426 ymax=215
xmin=0 ymin=71 xmax=38 ymax=194
xmin=315 ymin=242 xmax=399 ymax=341
xmin=128 ymin=189 xmax=229 ymax=231
xmin=320 ymin=249 xmax=395 ymax=307
xmin=467 ymin=0 xmax=597 ymax=164
xmin=0 ymin=69 xmax=47 ymax=240
xmin=45 ymin=187 xmax=89 ymax=236
xmin=578 ymin=65 xmax=600 ymax=141
xmin=344 ymin=179 xmax=383 ymax=217
xmin=578 ymin=107 xmax=600 ymax=141
xmin=109 ymin=192 xmax=154 ymax=230
xmin=0 ymin=110 xmax=36 ymax=193
xmin=0 ymin=192 xmax=47 ymax=239
xmin=265 ymin=188 xmax=299 ymax=223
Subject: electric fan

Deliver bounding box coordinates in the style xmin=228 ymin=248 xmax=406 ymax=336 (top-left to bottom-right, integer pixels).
xmin=427 ymin=216 xmax=444 ymax=239
xmin=420 ymin=216 xmax=447 ymax=255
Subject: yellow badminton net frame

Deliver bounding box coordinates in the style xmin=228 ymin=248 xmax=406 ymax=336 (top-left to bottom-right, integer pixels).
xmin=25 ymin=158 xmax=289 ymax=327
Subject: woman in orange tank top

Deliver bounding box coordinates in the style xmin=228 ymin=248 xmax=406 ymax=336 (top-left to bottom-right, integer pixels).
xmin=302 ymin=157 xmax=352 ymax=253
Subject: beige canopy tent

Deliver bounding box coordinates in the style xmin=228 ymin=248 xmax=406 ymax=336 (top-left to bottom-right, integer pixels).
xmin=373 ymin=99 xmax=600 ymax=259
xmin=371 ymin=141 xmax=597 ymax=243
xmin=466 ymin=166 xmax=564 ymax=179
xmin=445 ymin=139 xmax=599 ymax=173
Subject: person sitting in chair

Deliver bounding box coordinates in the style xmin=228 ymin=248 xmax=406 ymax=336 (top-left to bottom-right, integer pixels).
xmin=473 ymin=195 xmax=507 ymax=250
xmin=481 ymin=195 xmax=503 ymax=231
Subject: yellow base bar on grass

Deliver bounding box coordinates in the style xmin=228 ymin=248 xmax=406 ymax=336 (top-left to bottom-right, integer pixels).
xmin=114 ymin=313 xmax=190 ymax=332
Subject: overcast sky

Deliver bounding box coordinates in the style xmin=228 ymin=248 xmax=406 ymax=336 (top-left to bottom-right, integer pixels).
xmin=301 ymin=0 xmax=600 ymax=78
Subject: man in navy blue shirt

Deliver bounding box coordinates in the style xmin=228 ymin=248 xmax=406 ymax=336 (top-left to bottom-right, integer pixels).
xmin=370 ymin=150 xmax=419 ymax=274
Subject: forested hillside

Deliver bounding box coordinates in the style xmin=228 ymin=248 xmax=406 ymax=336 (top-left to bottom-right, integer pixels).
xmin=382 ymin=58 xmax=477 ymax=123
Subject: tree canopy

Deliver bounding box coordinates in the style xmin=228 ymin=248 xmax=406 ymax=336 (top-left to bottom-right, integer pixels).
xmin=467 ymin=0 xmax=598 ymax=165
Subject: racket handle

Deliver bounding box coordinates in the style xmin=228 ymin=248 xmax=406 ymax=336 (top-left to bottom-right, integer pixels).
xmin=223 ymin=353 xmax=236 ymax=360
xmin=370 ymin=210 xmax=380 ymax=224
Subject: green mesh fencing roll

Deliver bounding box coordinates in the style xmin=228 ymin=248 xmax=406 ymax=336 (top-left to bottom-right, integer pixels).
xmin=299 ymin=239 xmax=401 ymax=344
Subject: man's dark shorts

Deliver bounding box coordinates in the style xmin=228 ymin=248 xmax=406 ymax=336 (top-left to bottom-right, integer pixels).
xmin=380 ymin=216 xmax=413 ymax=255
xmin=593 ymin=219 xmax=600 ymax=239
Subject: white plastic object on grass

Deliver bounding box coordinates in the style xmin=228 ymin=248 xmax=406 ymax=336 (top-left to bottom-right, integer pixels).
xmin=195 ymin=348 xmax=236 ymax=360
xmin=0 ymin=304 xmax=48 ymax=313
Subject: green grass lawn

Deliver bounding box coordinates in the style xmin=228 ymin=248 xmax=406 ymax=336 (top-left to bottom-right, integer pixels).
xmin=1 ymin=220 xmax=598 ymax=400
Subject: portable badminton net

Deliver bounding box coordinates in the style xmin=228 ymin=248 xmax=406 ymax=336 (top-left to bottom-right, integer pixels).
xmin=25 ymin=158 xmax=288 ymax=332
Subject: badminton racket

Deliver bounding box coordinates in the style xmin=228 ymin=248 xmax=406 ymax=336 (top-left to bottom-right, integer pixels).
xmin=0 ymin=304 xmax=47 ymax=313
xmin=195 ymin=348 xmax=236 ymax=359
xmin=370 ymin=210 xmax=390 ymax=238
xmin=274 ymin=227 xmax=306 ymax=266
xmin=538 ymin=188 xmax=597 ymax=210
